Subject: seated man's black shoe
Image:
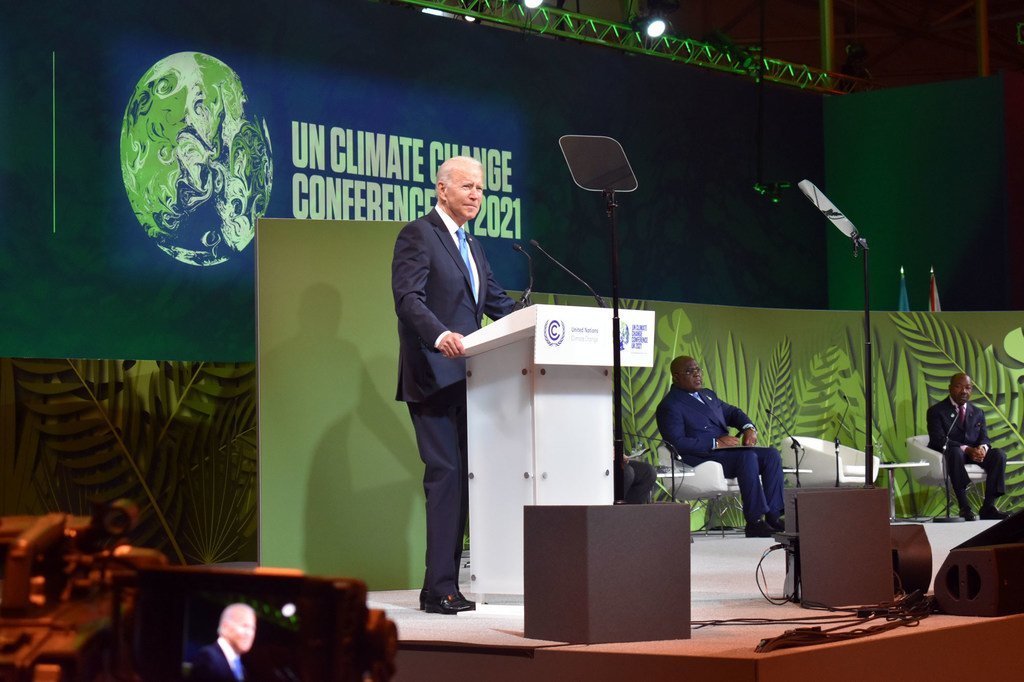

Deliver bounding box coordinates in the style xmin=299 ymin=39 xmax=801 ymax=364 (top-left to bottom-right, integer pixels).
xmin=424 ymin=594 xmax=475 ymax=615
xmin=744 ymin=519 xmax=774 ymax=538
xmin=959 ymin=507 xmax=976 ymax=521
xmin=765 ymin=514 xmax=785 ymax=533
xmin=979 ymin=504 xmax=1009 ymax=521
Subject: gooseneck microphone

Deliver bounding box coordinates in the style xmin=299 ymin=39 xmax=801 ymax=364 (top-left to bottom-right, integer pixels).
xmin=529 ymin=239 xmax=608 ymax=308
xmin=511 ymin=243 xmax=534 ymax=309
xmin=765 ymin=407 xmax=803 ymax=488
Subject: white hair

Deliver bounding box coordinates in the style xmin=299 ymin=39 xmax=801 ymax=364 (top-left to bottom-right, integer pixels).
xmin=437 ymin=156 xmax=483 ymax=186
xmin=218 ymin=603 xmax=256 ymax=631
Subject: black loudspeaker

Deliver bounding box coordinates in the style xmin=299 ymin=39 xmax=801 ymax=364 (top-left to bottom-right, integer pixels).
xmin=783 ymin=488 xmax=893 ymax=607
xmin=890 ymin=524 xmax=932 ymax=595
xmin=934 ymin=508 xmax=1024 ymax=616
xmin=524 ymin=504 xmax=691 ymax=644
xmin=934 ymin=544 xmax=1024 ymax=616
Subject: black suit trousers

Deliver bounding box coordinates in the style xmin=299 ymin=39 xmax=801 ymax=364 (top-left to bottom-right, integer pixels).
xmin=945 ymin=445 xmax=1006 ymax=504
xmin=407 ymin=382 xmax=468 ymax=598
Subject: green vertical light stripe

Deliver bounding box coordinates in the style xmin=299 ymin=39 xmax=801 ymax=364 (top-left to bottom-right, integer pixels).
xmin=52 ymin=51 xmax=56 ymax=234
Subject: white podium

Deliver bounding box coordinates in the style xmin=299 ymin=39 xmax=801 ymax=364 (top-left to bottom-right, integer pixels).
xmin=462 ymin=304 xmax=655 ymax=597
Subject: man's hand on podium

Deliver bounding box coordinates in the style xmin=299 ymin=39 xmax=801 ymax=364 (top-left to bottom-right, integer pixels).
xmin=436 ymin=332 xmax=466 ymax=358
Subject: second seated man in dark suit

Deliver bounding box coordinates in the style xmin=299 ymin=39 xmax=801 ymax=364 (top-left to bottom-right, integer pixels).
xmin=656 ymin=355 xmax=784 ymax=537
xmin=926 ymin=372 xmax=1008 ymax=521
xmin=392 ymin=156 xmax=516 ymax=615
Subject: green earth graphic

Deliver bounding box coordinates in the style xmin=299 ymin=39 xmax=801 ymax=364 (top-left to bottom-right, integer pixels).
xmin=120 ymin=52 xmax=272 ymax=266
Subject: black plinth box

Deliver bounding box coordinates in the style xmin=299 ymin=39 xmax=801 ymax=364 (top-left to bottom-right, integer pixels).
xmin=523 ymin=504 xmax=690 ymax=644
xmin=784 ymin=487 xmax=893 ymax=607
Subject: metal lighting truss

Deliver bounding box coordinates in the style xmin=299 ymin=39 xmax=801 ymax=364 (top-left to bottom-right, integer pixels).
xmin=388 ymin=0 xmax=869 ymax=94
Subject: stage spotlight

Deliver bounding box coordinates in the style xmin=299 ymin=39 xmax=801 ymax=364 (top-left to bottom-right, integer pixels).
xmin=634 ymin=1 xmax=677 ymax=40
xmin=644 ymin=17 xmax=667 ymax=38
xmin=523 ymin=0 xmax=544 ymax=8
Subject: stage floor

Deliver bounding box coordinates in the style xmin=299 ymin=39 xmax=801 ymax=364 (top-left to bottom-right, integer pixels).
xmin=372 ymin=521 xmax=1024 ymax=681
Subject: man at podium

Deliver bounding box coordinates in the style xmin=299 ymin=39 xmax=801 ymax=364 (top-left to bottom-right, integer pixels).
xmin=656 ymin=355 xmax=785 ymax=537
xmin=392 ymin=156 xmax=516 ymax=615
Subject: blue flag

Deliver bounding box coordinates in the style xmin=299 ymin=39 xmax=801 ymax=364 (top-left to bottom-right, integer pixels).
xmin=898 ymin=267 xmax=910 ymax=312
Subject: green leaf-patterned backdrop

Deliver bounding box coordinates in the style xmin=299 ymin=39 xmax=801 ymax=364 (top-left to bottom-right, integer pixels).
xmin=2 ymin=300 xmax=1021 ymax=569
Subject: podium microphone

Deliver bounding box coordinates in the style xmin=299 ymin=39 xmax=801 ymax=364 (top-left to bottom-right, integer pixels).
xmin=765 ymin=407 xmax=803 ymax=488
xmin=511 ymin=243 xmax=534 ymax=309
xmin=529 ymin=239 xmax=608 ymax=308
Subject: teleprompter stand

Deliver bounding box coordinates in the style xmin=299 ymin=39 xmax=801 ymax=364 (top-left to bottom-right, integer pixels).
xmin=558 ymin=135 xmax=638 ymax=502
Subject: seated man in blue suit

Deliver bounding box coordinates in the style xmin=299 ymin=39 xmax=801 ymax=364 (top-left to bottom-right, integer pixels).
xmin=926 ymin=372 xmax=1008 ymax=521
xmin=656 ymin=355 xmax=784 ymax=537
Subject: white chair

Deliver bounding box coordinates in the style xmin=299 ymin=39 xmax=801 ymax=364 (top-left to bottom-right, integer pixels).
xmin=656 ymin=444 xmax=742 ymax=536
xmin=785 ymin=436 xmax=881 ymax=487
xmin=905 ymin=434 xmax=985 ymax=489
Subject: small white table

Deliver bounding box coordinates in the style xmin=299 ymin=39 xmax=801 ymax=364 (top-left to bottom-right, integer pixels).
xmin=878 ymin=461 xmax=929 ymax=521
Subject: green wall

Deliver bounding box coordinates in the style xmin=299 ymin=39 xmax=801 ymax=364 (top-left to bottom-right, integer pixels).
xmin=256 ymin=219 xmax=424 ymax=589
xmin=824 ymin=75 xmax=1011 ymax=312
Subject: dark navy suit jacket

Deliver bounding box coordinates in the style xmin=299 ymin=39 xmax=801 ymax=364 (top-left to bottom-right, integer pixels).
xmin=392 ymin=209 xmax=514 ymax=403
xmin=656 ymin=386 xmax=755 ymax=461
xmin=926 ymin=399 xmax=991 ymax=453
xmin=189 ymin=642 xmax=237 ymax=681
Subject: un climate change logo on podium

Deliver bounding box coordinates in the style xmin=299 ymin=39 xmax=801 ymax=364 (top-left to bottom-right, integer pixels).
xmin=619 ymin=321 xmax=630 ymax=351
xmin=543 ymin=319 xmax=565 ymax=347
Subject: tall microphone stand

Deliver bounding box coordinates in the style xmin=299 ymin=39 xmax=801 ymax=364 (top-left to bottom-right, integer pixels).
xmin=935 ymin=409 xmax=965 ymax=523
xmin=765 ymin=408 xmax=803 ymax=488
xmin=798 ymin=180 xmax=874 ymax=488
xmin=559 ymin=135 xmax=638 ymax=503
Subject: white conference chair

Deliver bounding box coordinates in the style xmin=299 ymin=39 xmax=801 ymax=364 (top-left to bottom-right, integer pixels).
xmin=656 ymin=444 xmax=742 ymax=536
xmin=785 ymin=436 xmax=881 ymax=487
xmin=905 ymin=434 xmax=985 ymax=489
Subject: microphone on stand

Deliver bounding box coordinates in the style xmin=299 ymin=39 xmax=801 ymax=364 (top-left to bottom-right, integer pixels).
xmin=511 ymin=243 xmax=534 ymax=310
xmin=833 ymin=391 xmax=852 ymax=487
xmin=935 ymin=408 xmax=964 ymax=523
xmin=529 ymin=239 xmax=608 ymax=308
xmin=765 ymin=407 xmax=803 ymax=488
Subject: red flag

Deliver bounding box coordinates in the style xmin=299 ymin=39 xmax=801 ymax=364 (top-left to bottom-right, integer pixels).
xmin=929 ymin=267 xmax=941 ymax=312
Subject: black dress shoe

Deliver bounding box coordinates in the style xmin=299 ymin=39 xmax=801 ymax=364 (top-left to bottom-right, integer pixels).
xmin=420 ymin=589 xmax=475 ymax=611
xmin=960 ymin=507 xmax=976 ymax=521
xmin=424 ymin=594 xmax=475 ymax=615
xmin=455 ymin=591 xmax=476 ymax=611
xmin=765 ymin=515 xmax=785 ymax=533
xmin=979 ymin=505 xmax=1009 ymax=521
xmin=744 ymin=519 xmax=774 ymax=538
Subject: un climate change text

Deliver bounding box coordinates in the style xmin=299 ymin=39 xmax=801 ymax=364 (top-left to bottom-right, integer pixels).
xmin=291 ymin=122 xmax=521 ymax=239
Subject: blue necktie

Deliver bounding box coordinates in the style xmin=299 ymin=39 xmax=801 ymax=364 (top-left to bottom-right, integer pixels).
xmin=457 ymin=228 xmax=478 ymax=302
xmin=231 ymin=657 xmax=244 ymax=681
